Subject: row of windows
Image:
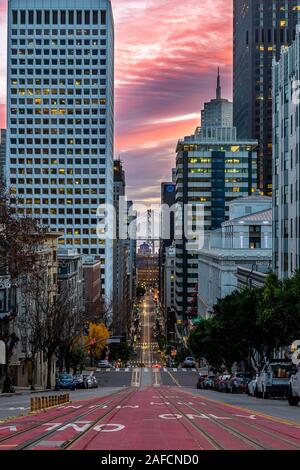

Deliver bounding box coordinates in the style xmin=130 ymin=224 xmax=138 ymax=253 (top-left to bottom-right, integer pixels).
xmin=12 ymin=10 xmax=107 ymax=27
xmin=11 ymin=117 xmax=106 ymax=124
xmin=11 ymin=108 xmax=106 ymax=116
xmin=17 ymin=197 xmax=105 ymax=204
xmin=11 ymin=69 xmax=105 ymax=76
xmin=12 ymin=48 xmax=106 ymax=56
xmin=11 ymin=38 xmax=106 ymax=46
xmin=11 ymin=98 xmax=106 ymax=106
xmin=11 ymin=137 xmax=106 ymax=145
xmin=11 ymin=60 xmax=106 ymax=69
xmin=11 ymin=29 xmax=106 ymax=37
xmin=11 ymin=78 xmax=107 ymax=85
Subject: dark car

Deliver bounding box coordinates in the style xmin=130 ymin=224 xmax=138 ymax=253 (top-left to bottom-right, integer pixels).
xmin=182 ymin=357 xmax=196 ymax=368
xmin=202 ymin=376 xmax=215 ymax=390
xmin=73 ymin=374 xmax=87 ymax=389
xmin=215 ymin=374 xmax=230 ymax=392
xmin=227 ymin=373 xmax=253 ymax=393
xmin=197 ymin=374 xmax=208 ymax=389
xmin=55 ymin=373 xmax=76 ymax=391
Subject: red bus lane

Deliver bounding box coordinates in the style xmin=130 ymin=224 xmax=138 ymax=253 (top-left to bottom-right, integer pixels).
xmin=0 ymin=389 xmax=135 ymax=450
xmin=1 ymin=386 xmax=300 ymax=450
xmin=67 ymin=387 xmax=217 ymax=450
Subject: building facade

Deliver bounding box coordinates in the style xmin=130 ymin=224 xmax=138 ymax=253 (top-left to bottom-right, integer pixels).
xmin=0 ymin=130 xmax=6 ymax=184
xmin=273 ymin=26 xmax=300 ymax=279
xmin=159 ymin=180 xmax=175 ymax=309
xmin=198 ymin=197 xmax=272 ymax=319
xmin=82 ymin=256 xmax=102 ymax=323
xmin=233 ymin=0 xmax=300 ymax=195
xmin=175 ymin=126 xmax=257 ymax=322
xmin=6 ymin=0 xmax=114 ymax=320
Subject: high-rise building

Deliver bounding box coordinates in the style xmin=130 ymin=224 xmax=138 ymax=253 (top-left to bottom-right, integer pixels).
xmin=233 ymin=0 xmax=300 ymax=196
xmin=159 ymin=179 xmax=175 ymax=328
xmin=175 ymin=87 xmax=257 ymax=325
xmin=0 ymin=130 xmax=6 ymax=185
xmin=6 ymin=0 xmax=114 ymax=320
xmin=113 ymin=159 xmax=129 ymax=336
xmin=273 ymin=25 xmax=300 ymax=279
xmin=201 ymin=69 xmax=233 ymax=128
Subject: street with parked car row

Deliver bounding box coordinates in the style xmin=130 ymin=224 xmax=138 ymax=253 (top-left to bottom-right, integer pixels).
xmin=0 ymin=292 xmax=299 ymax=450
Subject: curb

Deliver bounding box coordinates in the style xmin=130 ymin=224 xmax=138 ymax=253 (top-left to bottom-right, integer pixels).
xmin=0 ymin=389 xmax=52 ymax=398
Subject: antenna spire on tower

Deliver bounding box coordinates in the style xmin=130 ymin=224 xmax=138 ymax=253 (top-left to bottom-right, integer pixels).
xmin=216 ymin=67 xmax=221 ymax=100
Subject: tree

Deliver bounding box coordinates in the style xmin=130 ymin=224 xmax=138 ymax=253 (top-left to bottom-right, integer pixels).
xmin=69 ymin=346 xmax=85 ymax=374
xmin=82 ymin=322 xmax=109 ymax=366
xmin=0 ymin=186 xmax=46 ymax=392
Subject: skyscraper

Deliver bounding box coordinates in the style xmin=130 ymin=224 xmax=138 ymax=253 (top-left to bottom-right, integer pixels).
xmin=6 ymin=1 xmax=114 ymax=318
xmin=233 ymin=0 xmax=300 ymax=196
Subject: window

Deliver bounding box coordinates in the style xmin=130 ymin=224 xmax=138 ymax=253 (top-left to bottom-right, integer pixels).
xmin=69 ymin=10 xmax=74 ymax=24
xmin=77 ymin=10 xmax=82 ymax=24
xmin=12 ymin=10 xmax=18 ymax=24
xmin=52 ymin=10 xmax=58 ymax=24
xmin=93 ymin=11 xmax=98 ymax=25
xmin=28 ymin=11 xmax=34 ymax=24
xmin=36 ymin=10 xmax=42 ymax=24
xmin=45 ymin=10 xmax=50 ymax=24
xmin=61 ymin=10 xmax=66 ymax=24
xmin=20 ymin=10 xmax=26 ymax=24
xmin=100 ymin=10 xmax=106 ymax=25
xmin=85 ymin=11 xmax=90 ymax=24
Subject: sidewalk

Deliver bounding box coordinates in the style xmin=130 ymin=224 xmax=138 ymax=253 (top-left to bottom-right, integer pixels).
xmin=0 ymin=387 xmax=52 ymax=397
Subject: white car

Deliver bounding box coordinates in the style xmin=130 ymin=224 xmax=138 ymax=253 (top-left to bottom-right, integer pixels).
xmin=247 ymin=376 xmax=258 ymax=396
xmin=288 ymin=366 xmax=300 ymax=406
xmin=255 ymin=361 xmax=292 ymax=399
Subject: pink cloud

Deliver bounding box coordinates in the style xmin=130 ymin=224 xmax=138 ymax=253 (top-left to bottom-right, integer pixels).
xmin=0 ymin=0 xmax=232 ymax=203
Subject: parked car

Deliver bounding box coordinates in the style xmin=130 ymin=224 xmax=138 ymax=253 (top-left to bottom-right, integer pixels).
xmin=82 ymin=371 xmax=95 ymax=389
xmin=182 ymin=357 xmax=196 ymax=368
xmin=55 ymin=373 xmax=76 ymax=391
xmin=91 ymin=375 xmax=98 ymax=388
xmin=227 ymin=373 xmax=253 ymax=393
xmin=215 ymin=374 xmax=231 ymax=392
xmin=202 ymin=376 xmax=215 ymax=390
xmin=73 ymin=374 xmax=88 ymax=389
xmin=247 ymin=376 xmax=258 ymax=396
xmin=255 ymin=360 xmax=293 ymax=398
xmin=98 ymin=360 xmax=112 ymax=369
xmin=288 ymin=363 xmax=300 ymax=406
xmin=197 ymin=374 xmax=208 ymax=389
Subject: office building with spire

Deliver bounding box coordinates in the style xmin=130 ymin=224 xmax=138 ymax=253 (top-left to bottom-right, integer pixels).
xmin=233 ymin=0 xmax=300 ymax=196
xmin=6 ymin=0 xmax=115 ymax=321
xmin=174 ymin=71 xmax=258 ymax=328
xmin=201 ymin=68 xmax=233 ymax=128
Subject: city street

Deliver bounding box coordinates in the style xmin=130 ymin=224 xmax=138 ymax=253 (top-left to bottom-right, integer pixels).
xmin=1 ymin=294 xmax=300 ymax=450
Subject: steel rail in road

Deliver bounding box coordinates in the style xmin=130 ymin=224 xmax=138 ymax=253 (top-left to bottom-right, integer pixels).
xmin=0 ymin=387 xmax=134 ymax=450
xmin=174 ymin=388 xmax=300 ymax=450
xmin=157 ymin=388 xmax=300 ymax=451
xmin=61 ymin=388 xmax=138 ymax=451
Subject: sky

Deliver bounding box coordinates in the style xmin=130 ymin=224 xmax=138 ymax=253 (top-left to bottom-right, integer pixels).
xmin=0 ymin=0 xmax=233 ymax=204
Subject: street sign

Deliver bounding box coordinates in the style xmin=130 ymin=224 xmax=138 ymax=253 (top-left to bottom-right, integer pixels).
xmin=0 ymin=340 xmax=5 ymax=365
